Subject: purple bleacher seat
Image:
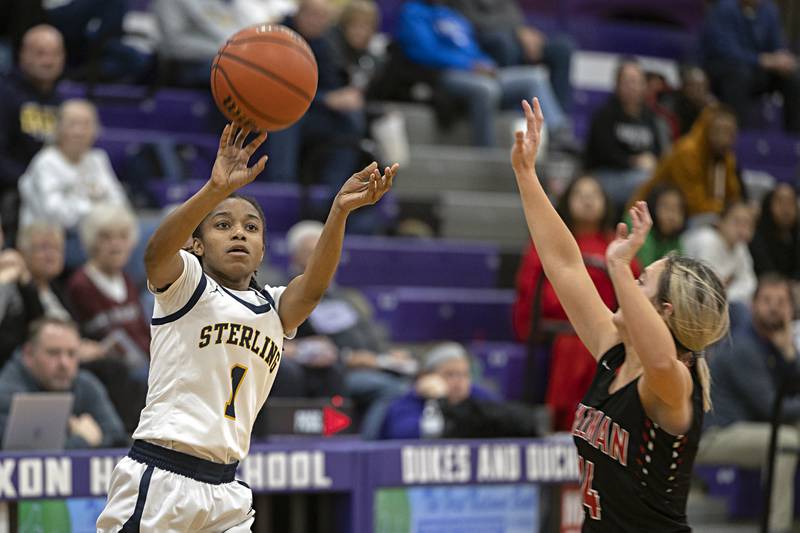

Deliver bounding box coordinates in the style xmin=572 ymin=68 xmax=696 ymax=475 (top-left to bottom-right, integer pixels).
xmin=694 ymin=466 xmax=763 ymax=520
xmin=267 ymin=235 xmax=500 ymax=288
xmin=58 ymin=82 xmax=217 ymax=134
xmin=565 ymin=17 xmax=696 ymax=59
xmin=147 ymin=179 xmax=397 ymax=234
xmin=566 ymin=0 xmax=706 ymax=30
xmin=736 ymin=130 xmax=800 ymax=184
xmin=148 ymin=179 xmax=304 ymax=232
xmin=129 ymin=0 xmax=152 ymax=11
xmin=96 ymin=129 xmax=218 ymax=179
xmin=736 ymin=131 xmax=800 ymax=169
xmin=468 ymin=341 xmax=527 ymax=400
xmin=362 ymin=286 xmax=515 ymax=342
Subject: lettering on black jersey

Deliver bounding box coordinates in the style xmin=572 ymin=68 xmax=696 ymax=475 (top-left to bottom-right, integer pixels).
xmin=198 ymin=322 xmax=281 ymax=373
xmin=572 ymin=403 xmax=629 ymax=467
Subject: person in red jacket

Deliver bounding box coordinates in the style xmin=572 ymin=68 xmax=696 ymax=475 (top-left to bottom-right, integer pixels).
xmin=513 ymin=175 xmax=638 ymax=430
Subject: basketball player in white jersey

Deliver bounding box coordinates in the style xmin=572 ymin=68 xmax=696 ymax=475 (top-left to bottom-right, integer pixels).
xmin=97 ymin=124 xmax=398 ymax=532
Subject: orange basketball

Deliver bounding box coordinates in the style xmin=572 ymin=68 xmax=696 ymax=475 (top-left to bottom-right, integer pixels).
xmin=211 ymin=24 xmax=319 ymax=131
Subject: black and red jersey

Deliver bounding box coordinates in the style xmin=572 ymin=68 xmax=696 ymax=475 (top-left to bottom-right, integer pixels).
xmin=572 ymin=344 xmax=702 ymax=532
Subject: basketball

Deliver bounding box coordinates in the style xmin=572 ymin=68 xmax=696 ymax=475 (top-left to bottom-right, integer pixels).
xmin=210 ymin=24 xmax=319 ymax=132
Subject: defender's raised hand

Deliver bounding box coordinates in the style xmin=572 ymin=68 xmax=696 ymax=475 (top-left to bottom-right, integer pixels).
xmin=334 ymin=162 xmax=399 ymax=213
xmin=209 ymin=124 xmax=268 ymax=194
xmin=607 ymin=201 xmax=653 ymax=266
xmin=511 ymin=98 xmax=544 ymax=176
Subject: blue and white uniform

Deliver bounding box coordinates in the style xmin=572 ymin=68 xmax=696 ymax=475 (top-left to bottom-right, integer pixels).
xmin=98 ymin=250 xmax=294 ymax=532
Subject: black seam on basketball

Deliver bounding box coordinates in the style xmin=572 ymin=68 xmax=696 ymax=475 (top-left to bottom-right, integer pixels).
xmin=211 ymin=41 xmax=231 ymax=120
xmin=219 ymin=51 xmax=314 ymax=102
xmin=215 ymin=65 xmax=292 ymax=128
xmin=225 ymin=36 xmax=316 ymax=68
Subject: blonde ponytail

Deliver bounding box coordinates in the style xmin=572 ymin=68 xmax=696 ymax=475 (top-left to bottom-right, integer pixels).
xmin=695 ymin=356 xmax=713 ymax=412
xmin=657 ymin=254 xmax=729 ymax=413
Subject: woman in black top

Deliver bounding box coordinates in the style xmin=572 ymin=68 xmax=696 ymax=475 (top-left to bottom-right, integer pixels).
xmin=750 ymin=183 xmax=800 ymax=281
xmin=511 ymin=98 xmax=729 ymax=532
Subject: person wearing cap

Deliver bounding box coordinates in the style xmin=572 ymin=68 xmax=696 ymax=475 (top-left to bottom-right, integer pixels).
xmin=377 ymin=342 xmax=495 ymax=439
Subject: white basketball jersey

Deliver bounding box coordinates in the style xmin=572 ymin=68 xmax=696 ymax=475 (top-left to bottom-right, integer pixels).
xmin=133 ymin=250 xmax=293 ymax=463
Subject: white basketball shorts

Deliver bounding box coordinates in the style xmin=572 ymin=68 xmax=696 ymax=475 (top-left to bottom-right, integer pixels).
xmin=96 ymin=441 xmax=254 ymax=532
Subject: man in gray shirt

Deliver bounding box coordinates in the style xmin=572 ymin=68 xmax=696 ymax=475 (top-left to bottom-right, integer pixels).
xmin=697 ymin=274 xmax=800 ymax=533
xmin=0 ymin=317 xmax=127 ymax=448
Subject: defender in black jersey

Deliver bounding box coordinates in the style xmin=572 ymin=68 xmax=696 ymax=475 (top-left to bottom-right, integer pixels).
xmin=511 ymin=98 xmax=729 ymax=532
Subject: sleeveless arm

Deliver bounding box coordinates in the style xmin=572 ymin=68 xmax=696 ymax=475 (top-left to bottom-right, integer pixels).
xmin=512 ymin=100 xmax=618 ymax=359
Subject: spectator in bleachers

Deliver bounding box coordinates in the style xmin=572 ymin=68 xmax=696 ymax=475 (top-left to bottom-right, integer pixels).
xmin=0 ymin=317 xmax=127 ymax=448
xmin=152 ymin=0 xmax=250 ymax=87
xmin=630 ymin=106 xmax=741 ymax=222
xmin=701 ymin=0 xmax=800 ymax=133
xmin=44 ymin=0 xmax=151 ymax=82
xmin=584 ymin=59 xmax=664 ymax=208
xmin=683 ymin=201 xmax=757 ymax=313
xmin=0 ymin=24 xmax=64 ymax=245
xmin=265 ymin=0 xmax=367 ymax=188
xmin=284 ymin=220 xmax=412 ymax=437
xmin=697 ymin=274 xmax=800 ymax=533
xmin=632 ymin=184 xmax=687 ymax=267
xmin=443 ymin=0 xmax=574 ymax=113
xmin=16 ymin=222 xmax=72 ymax=320
xmin=671 ymin=66 xmax=715 ymax=136
xmin=328 ymin=0 xmax=383 ymax=95
xmin=0 ymin=221 xmax=41 ymax=365
xmin=750 ymin=183 xmax=800 ymax=282
xmin=0 ymin=0 xmax=45 ymax=74
xmin=378 ymin=342 xmax=493 ymax=439
xmin=18 ymin=99 xmax=129 ymax=266
xmin=395 ymin=0 xmax=568 ymax=147
xmin=11 ymin=220 xmax=145 ymax=431
xmin=513 ymin=175 xmax=630 ymax=431
xmin=66 ymin=205 xmax=149 ymax=367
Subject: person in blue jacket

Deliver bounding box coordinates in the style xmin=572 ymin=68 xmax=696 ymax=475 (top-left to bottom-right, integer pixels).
xmin=701 ymin=0 xmax=800 ymax=132
xmin=378 ymin=342 xmax=495 ymax=439
xmin=396 ymin=0 xmax=568 ymax=147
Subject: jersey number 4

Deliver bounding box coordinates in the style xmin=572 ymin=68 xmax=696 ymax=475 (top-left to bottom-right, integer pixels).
xmin=225 ymin=364 xmax=248 ymax=420
xmin=577 ymin=457 xmax=602 ymax=520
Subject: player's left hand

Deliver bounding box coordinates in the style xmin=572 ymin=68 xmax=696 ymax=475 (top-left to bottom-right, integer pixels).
xmin=334 ymin=162 xmax=398 ymax=213
xmin=607 ymin=201 xmax=652 ymax=265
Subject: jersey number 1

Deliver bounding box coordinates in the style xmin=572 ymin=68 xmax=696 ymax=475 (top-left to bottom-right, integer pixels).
xmin=578 ymin=457 xmax=602 ymax=520
xmin=225 ymin=364 xmax=248 ymax=420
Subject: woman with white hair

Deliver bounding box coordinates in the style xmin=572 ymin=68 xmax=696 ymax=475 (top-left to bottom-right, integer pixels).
xmin=66 ymin=204 xmax=149 ymax=433
xmin=18 ymin=98 xmax=128 ymax=264
xmin=66 ymin=204 xmax=149 ymax=361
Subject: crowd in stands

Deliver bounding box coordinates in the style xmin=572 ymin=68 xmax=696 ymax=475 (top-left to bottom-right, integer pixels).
xmin=0 ymin=0 xmax=800 ymax=526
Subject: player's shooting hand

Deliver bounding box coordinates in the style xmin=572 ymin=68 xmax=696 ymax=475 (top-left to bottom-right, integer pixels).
xmin=334 ymin=162 xmax=398 ymax=213
xmin=209 ymin=124 xmax=268 ymax=195
xmin=607 ymin=201 xmax=652 ymax=266
xmin=511 ymin=98 xmax=544 ymax=176
xmin=69 ymin=414 xmax=103 ymax=447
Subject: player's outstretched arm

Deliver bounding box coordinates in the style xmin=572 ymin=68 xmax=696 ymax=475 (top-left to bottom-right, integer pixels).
xmin=511 ymin=98 xmax=616 ymax=359
xmin=606 ymin=203 xmax=692 ymax=414
xmin=144 ymin=125 xmax=267 ymax=289
xmin=278 ymin=162 xmax=398 ymax=332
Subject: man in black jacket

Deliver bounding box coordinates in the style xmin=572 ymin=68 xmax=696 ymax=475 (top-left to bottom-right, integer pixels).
xmin=265 ymin=0 xmax=366 ymax=189
xmin=0 ymin=25 xmax=64 ymax=245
